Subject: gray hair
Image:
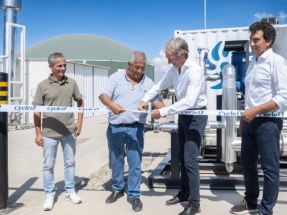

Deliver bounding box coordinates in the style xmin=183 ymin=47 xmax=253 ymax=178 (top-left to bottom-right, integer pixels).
xmin=48 ymin=52 xmax=66 ymax=66
xmin=128 ymin=51 xmax=147 ymax=65
xmin=164 ymin=37 xmax=189 ymax=56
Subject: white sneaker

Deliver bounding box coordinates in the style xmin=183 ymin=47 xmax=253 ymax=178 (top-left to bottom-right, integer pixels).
xmin=65 ymin=191 xmax=82 ymax=204
xmin=43 ymin=195 xmax=54 ymax=211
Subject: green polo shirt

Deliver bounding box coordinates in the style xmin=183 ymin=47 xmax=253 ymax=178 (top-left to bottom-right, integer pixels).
xmin=32 ymin=74 xmax=83 ymax=138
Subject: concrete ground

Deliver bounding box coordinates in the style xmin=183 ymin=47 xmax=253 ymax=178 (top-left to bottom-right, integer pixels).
xmin=4 ymin=112 xmax=287 ymax=215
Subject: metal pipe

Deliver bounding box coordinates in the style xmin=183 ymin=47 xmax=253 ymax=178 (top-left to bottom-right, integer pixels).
xmin=231 ymin=135 xmax=287 ymax=157
xmin=144 ymin=124 xmax=153 ymax=133
xmin=205 ymin=75 xmax=220 ymax=81
xmin=204 ymin=0 xmax=206 ymax=29
xmin=209 ymin=121 xmax=223 ymax=129
xmin=230 ymin=137 xmax=241 ymax=152
xmin=204 ymin=124 xmax=210 ymax=133
xmin=280 ymin=134 xmax=287 ymax=157
xmin=146 ymin=122 xmax=210 ymax=133
xmin=167 ymin=88 xmax=175 ymax=97
xmin=0 ymin=0 xmax=21 ymax=209
xmin=214 ymin=120 xmax=286 ymax=130
xmin=221 ymin=64 xmax=237 ymax=172
xmin=160 ymin=123 xmax=178 ymax=132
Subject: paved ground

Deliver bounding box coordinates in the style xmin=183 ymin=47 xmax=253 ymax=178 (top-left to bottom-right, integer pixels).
xmin=3 ymin=111 xmax=287 ymax=215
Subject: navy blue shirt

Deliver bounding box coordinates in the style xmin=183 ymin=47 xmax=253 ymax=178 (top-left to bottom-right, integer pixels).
xmin=100 ymin=70 xmax=162 ymax=125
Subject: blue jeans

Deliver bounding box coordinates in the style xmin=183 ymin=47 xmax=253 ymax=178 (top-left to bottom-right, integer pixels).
xmin=242 ymin=117 xmax=282 ymax=215
xmin=178 ymin=114 xmax=208 ymax=207
xmin=43 ymin=133 xmax=76 ymax=196
xmin=107 ymin=123 xmax=144 ymax=199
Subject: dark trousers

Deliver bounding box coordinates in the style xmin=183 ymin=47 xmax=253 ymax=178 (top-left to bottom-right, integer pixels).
xmin=178 ymin=114 xmax=208 ymax=207
xmin=241 ymin=117 xmax=282 ymax=215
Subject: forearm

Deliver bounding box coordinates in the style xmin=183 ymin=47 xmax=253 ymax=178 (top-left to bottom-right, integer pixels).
xmin=253 ymin=100 xmax=279 ymax=114
xmin=100 ymin=94 xmax=116 ymax=109
xmin=77 ymin=99 xmax=84 ymax=123
xmin=153 ymin=100 xmax=165 ymax=109
xmin=34 ymin=112 xmax=42 ymax=135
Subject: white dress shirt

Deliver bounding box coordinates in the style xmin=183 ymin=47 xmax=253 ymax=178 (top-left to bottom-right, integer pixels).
xmin=245 ymin=48 xmax=287 ymax=111
xmin=142 ymin=57 xmax=207 ymax=117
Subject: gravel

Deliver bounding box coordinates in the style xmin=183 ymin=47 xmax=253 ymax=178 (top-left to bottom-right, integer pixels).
xmin=76 ymin=157 xmax=155 ymax=191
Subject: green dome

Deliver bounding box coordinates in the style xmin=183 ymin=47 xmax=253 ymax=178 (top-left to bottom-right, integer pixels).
xmin=24 ymin=34 xmax=134 ymax=61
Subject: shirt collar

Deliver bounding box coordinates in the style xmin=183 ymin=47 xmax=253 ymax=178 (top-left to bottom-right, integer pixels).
xmin=257 ymin=48 xmax=273 ymax=61
xmin=48 ymin=74 xmax=68 ymax=84
xmin=180 ymin=56 xmax=192 ymax=70
xmin=125 ymin=69 xmax=146 ymax=84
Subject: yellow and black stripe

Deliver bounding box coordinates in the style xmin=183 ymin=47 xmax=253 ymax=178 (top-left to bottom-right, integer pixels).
xmin=0 ymin=82 xmax=8 ymax=104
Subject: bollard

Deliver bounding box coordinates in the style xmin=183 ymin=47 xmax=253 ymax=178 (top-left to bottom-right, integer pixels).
xmin=0 ymin=72 xmax=8 ymax=209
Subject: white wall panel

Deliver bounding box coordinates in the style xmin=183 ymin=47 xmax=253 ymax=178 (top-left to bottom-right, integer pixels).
xmin=94 ymin=67 xmax=109 ymax=117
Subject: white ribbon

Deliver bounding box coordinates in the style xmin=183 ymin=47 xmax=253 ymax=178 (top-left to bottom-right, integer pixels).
xmin=0 ymin=105 xmax=285 ymax=118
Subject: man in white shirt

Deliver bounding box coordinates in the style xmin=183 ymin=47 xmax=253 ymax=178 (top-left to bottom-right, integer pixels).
xmin=139 ymin=37 xmax=207 ymax=215
xmin=230 ymin=22 xmax=287 ymax=215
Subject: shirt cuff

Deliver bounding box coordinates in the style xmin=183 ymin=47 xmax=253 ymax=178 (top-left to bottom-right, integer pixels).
xmin=159 ymin=106 xmax=170 ymax=117
xmin=142 ymin=95 xmax=150 ymax=103
xmin=32 ymin=101 xmax=43 ymax=106
xmin=272 ymin=96 xmax=285 ymax=111
xmin=75 ymin=95 xmax=83 ymax=101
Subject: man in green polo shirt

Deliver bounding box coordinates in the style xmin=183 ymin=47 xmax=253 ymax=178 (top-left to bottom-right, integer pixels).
xmin=32 ymin=53 xmax=84 ymax=211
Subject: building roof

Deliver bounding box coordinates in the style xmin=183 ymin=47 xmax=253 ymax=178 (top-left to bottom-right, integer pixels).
xmin=24 ymin=34 xmax=134 ymax=61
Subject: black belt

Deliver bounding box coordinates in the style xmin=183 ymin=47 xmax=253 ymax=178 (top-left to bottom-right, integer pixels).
xmin=112 ymin=122 xmax=142 ymax=126
xmin=188 ymin=106 xmax=206 ymax=110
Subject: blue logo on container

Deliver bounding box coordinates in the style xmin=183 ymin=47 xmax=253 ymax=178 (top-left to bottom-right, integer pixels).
xmin=205 ymin=41 xmax=230 ymax=89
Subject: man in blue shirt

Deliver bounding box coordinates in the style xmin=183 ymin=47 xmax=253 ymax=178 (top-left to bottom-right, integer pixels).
xmin=99 ymin=51 xmax=164 ymax=212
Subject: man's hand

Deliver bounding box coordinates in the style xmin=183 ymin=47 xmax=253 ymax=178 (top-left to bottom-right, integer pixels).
xmin=111 ymin=104 xmax=125 ymax=115
xmin=138 ymin=100 xmax=149 ymax=110
xmin=35 ymin=133 xmax=44 ymax=147
xmin=151 ymin=109 xmax=161 ymax=119
xmin=74 ymin=122 xmax=82 ymax=137
xmin=241 ymin=107 xmax=259 ymax=123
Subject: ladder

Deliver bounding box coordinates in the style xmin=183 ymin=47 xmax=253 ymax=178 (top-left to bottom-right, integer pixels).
xmin=1 ymin=22 xmax=26 ymax=125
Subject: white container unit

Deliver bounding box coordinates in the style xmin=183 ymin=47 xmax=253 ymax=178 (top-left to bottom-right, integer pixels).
xmin=25 ymin=59 xmax=109 ymax=124
xmin=174 ymin=24 xmax=287 ymax=122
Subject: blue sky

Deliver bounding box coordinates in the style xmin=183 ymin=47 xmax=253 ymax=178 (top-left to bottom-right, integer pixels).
xmin=0 ymin=0 xmax=286 ymax=81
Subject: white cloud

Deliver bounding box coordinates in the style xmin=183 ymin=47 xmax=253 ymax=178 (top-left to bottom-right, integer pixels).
xmin=279 ymin=11 xmax=287 ymax=22
xmin=254 ymin=12 xmax=274 ymax=21
xmin=151 ymin=50 xmax=170 ymax=83
xmin=254 ymin=12 xmax=287 ymax=23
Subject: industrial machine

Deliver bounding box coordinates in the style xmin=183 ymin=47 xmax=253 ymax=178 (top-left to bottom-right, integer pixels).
xmin=146 ymin=25 xmax=287 ymax=190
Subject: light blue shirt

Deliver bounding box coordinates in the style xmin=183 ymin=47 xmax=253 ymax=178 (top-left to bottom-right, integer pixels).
xmin=100 ymin=70 xmax=162 ymax=125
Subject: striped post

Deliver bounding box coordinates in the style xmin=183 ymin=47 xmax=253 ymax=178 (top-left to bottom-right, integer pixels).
xmin=0 ymin=72 xmax=8 ymax=209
